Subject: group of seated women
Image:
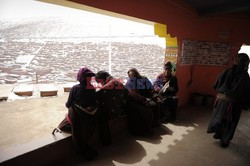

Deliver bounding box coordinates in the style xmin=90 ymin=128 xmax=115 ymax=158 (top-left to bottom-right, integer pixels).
xmin=56 ymin=62 xmax=179 ymax=160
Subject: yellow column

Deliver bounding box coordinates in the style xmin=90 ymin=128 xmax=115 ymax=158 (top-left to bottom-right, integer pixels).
xmin=154 ymin=23 xmax=178 ymax=70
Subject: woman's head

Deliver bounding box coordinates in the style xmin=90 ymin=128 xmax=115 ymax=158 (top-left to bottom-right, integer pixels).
xmin=127 ymin=68 xmax=141 ymax=78
xmin=77 ymin=67 xmax=95 ymax=83
xmin=234 ymin=53 xmax=249 ymax=71
xmin=95 ymin=71 xmax=111 ymax=85
xmin=163 ymin=61 xmax=173 ymax=76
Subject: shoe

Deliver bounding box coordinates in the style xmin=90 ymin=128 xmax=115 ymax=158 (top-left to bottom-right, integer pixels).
xmin=213 ymin=133 xmax=221 ymax=140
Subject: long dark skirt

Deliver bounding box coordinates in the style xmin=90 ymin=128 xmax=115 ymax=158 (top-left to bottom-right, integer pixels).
xmin=207 ymin=98 xmax=242 ymax=144
xmin=125 ymin=99 xmax=154 ymax=136
xmin=68 ymin=107 xmax=98 ymax=152
xmin=160 ymin=96 xmax=178 ymax=120
xmin=97 ymin=107 xmax=112 ymax=145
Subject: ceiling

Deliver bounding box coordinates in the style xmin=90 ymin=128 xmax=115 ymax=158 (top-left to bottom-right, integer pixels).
xmin=182 ymin=0 xmax=250 ymax=16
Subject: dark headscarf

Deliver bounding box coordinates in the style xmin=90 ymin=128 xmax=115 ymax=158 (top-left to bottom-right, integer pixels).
xmin=164 ymin=61 xmax=173 ymax=69
xmin=127 ymin=68 xmax=142 ymax=78
xmin=77 ymin=67 xmax=95 ymax=84
xmin=96 ymin=71 xmax=111 ymax=82
xmin=237 ymin=53 xmax=249 ymax=71
xmin=214 ymin=53 xmax=249 ymax=97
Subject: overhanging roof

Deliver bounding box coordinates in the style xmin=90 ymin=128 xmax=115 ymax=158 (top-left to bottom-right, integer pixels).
xmin=182 ymin=0 xmax=250 ymax=16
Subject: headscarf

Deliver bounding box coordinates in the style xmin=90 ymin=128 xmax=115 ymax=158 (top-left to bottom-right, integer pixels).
xmin=236 ymin=53 xmax=249 ymax=71
xmin=164 ymin=61 xmax=173 ymax=69
xmin=127 ymin=68 xmax=142 ymax=78
xmin=214 ymin=53 xmax=249 ymax=96
xmin=77 ymin=67 xmax=95 ymax=83
xmin=95 ymin=71 xmax=111 ymax=82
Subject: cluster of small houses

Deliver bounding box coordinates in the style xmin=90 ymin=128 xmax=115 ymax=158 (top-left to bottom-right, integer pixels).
xmin=0 ymin=41 xmax=165 ymax=85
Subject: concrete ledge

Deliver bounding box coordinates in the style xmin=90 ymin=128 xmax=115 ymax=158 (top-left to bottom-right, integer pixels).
xmin=63 ymin=82 xmax=77 ymax=93
xmin=13 ymin=84 xmax=34 ymax=96
xmin=0 ymin=84 xmax=14 ymax=101
xmin=0 ymin=96 xmax=8 ymax=101
xmin=0 ymin=115 xmax=127 ymax=166
xmin=14 ymin=91 xmax=33 ymax=96
xmin=63 ymin=87 xmax=71 ymax=92
xmin=0 ymin=133 xmax=73 ymax=166
xmin=39 ymin=84 xmax=58 ymax=97
xmin=40 ymin=91 xmax=58 ymax=97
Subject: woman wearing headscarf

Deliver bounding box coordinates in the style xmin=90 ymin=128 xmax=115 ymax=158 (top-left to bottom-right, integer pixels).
xmin=95 ymin=71 xmax=128 ymax=145
xmin=65 ymin=67 xmax=98 ymax=160
xmin=207 ymin=53 xmax=250 ymax=148
xmin=154 ymin=61 xmax=179 ymax=122
xmin=125 ymin=68 xmax=160 ymax=136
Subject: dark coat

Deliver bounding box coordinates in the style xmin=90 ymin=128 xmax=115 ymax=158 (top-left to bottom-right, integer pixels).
xmin=154 ymin=73 xmax=178 ymax=96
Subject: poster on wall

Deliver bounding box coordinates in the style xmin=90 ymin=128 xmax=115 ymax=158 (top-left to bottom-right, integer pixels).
xmin=181 ymin=40 xmax=231 ymax=66
xmin=165 ymin=47 xmax=178 ymax=71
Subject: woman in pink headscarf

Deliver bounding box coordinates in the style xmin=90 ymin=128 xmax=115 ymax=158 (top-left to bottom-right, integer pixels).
xmin=59 ymin=67 xmax=98 ymax=160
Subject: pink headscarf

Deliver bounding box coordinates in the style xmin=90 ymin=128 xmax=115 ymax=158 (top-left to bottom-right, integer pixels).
xmin=77 ymin=67 xmax=95 ymax=83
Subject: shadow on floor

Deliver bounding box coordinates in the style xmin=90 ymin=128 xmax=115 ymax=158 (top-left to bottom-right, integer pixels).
xmin=134 ymin=125 xmax=173 ymax=145
xmin=58 ymin=132 xmax=146 ymax=166
xmin=56 ymin=105 xmax=250 ymax=166
xmin=148 ymin=106 xmax=250 ymax=166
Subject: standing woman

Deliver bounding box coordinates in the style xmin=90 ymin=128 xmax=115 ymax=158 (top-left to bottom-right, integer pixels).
xmin=65 ymin=67 xmax=98 ymax=160
xmin=207 ymin=53 xmax=250 ymax=148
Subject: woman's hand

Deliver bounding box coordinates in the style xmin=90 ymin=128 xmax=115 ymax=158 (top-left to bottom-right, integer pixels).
xmin=145 ymin=98 xmax=151 ymax=105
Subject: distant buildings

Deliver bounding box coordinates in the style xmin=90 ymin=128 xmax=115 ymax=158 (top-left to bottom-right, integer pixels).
xmin=0 ymin=41 xmax=165 ymax=84
xmin=0 ymin=17 xmax=166 ymax=84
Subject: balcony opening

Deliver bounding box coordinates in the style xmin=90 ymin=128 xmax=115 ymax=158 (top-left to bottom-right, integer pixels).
xmin=238 ymin=44 xmax=250 ymax=74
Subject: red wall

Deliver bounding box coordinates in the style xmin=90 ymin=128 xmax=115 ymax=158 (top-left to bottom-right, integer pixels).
xmin=70 ymin=0 xmax=250 ymax=107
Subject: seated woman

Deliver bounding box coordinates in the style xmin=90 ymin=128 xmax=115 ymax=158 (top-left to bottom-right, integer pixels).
xmin=125 ymin=68 xmax=161 ymax=136
xmin=59 ymin=67 xmax=98 ymax=160
xmin=95 ymin=71 xmax=128 ymax=145
xmin=154 ymin=61 xmax=179 ymax=122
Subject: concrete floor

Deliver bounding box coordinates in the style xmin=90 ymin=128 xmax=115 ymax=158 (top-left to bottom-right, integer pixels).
xmin=56 ymin=106 xmax=250 ymax=166
xmin=0 ymin=96 xmax=249 ymax=165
